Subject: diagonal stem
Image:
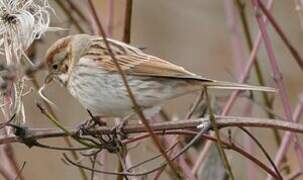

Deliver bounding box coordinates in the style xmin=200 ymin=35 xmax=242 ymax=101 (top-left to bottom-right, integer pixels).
xmin=30 ymin=77 xmax=88 ymax=180
xmin=54 ymin=0 xmax=85 ymax=33
xmin=258 ymin=0 xmax=303 ymax=70
xmin=123 ymin=0 xmax=133 ymax=44
xmin=204 ymin=87 xmax=235 ymax=180
xmin=234 ymin=0 xmax=287 ymax=172
xmin=267 ymin=93 xmax=303 ymax=180
xmin=252 ymin=0 xmax=303 ymax=173
xmin=192 ymin=0 xmax=275 ymax=174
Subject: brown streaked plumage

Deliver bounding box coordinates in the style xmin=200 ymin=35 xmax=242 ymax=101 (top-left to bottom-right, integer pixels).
xmin=44 ymin=34 xmax=275 ymax=117
xmin=45 ymin=36 xmax=71 ymax=67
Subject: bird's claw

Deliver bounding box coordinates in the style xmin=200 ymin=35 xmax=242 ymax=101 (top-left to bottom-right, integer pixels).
xmin=76 ymin=116 xmax=107 ymax=137
xmin=111 ymin=121 xmax=127 ymax=140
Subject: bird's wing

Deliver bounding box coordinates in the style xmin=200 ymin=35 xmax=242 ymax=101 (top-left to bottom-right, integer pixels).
xmin=83 ymin=38 xmax=212 ymax=81
xmin=81 ymin=38 xmax=276 ymax=92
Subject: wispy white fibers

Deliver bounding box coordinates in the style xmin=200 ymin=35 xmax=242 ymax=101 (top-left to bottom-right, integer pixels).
xmin=0 ymin=0 xmax=52 ymax=64
xmin=0 ymin=0 xmax=53 ymax=125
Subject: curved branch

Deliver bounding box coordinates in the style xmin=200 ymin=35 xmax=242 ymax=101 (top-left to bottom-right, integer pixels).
xmin=1 ymin=116 xmax=303 ymax=145
xmin=62 ymin=130 xmax=280 ymax=179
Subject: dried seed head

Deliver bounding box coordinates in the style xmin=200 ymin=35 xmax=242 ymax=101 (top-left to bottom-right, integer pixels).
xmin=0 ymin=0 xmax=53 ymax=63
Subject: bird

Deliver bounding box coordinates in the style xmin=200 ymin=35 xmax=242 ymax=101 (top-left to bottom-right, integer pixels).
xmin=43 ymin=34 xmax=275 ymax=117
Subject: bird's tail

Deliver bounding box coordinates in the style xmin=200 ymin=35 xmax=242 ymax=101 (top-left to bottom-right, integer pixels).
xmin=201 ymin=80 xmax=276 ymax=92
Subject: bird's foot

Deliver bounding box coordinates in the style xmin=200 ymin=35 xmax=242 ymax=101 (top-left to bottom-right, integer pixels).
xmin=110 ymin=118 xmax=129 ymax=140
xmin=76 ymin=111 xmax=108 ymax=137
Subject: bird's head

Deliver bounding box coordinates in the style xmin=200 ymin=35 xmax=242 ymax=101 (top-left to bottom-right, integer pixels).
xmin=44 ymin=34 xmax=93 ymax=85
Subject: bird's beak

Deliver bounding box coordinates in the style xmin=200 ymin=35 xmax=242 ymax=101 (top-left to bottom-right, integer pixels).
xmin=44 ymin=72 xmax=54 ymax=84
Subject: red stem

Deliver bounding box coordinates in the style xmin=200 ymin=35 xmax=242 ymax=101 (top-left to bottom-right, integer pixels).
xmin=223 ymin=0 xmax=245 ymax=75
xmin=194 ymin=0 xmax=275 ymax=173
xmin=124 ymin=131 xmax=280 ymax=179
xmin=107 ymin=0 xmax=115 ymax=37
xmin=267 ymin=93 xmax=303 ymax=180
xmin=252 ymin=0 xmax=303 ymax=173
xmin=258 ymin=1 xmax=303 ymax=70
xmin=243 ymin=100 xmax=258 ymax=180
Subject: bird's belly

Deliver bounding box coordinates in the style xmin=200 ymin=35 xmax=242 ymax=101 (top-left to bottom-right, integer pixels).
xmin=67 ymin=72 xmax=132 ymax=116
xmin=67 ymin=66 xmax=198 ymax=117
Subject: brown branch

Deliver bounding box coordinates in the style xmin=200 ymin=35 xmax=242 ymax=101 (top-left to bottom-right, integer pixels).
xmin=240 ymin=127 xmax=282 ymax=180
xmin=61 ymin=130 xmax=280 ymax=179
xmin=54 ymin=0 xmax=85 ymax=33
xmin=123 ymin=0 xmax=133 ymax=43
xmin=66 ymin=0 xmax=89 ymax=22
xmin=235 ymin=0 xmax=280 ymax=147
xmin=0 ymin=114 xmax=15 ymax=130
xmin=258 ymin=0 xmax=303 ymax=70
xmin=14 ymin=161 xmax=26 ymax=180
xmin=204 ymin=87 xmax=235 ymax=179
xmin=1 ymin=116 xmax=303 ymax=145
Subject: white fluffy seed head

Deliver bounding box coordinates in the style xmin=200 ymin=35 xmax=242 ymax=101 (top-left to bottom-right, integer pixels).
xmin=0 ymin=0 xmax=53 ymax=64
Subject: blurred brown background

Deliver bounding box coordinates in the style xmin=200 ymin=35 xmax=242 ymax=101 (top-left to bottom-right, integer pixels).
xmin=7 ymin=0 xmax=303 ymax=179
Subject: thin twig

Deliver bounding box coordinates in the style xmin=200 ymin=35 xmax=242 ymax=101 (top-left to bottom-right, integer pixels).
xmin=194 ymin=0 xmax=275 ymax=173
xmin=123 ymin=0 xmax=133 ymax=43
xmin=240 ymin=128 xmax=283 ymax=180
xmin=186 ymin=91 xmax=204 ymax=119
xmin=234 ymin=0 xmax=287 ymax=176
xmin=0 ymin=114 xmax=16 ymax=130
xmin=152 ymin=165 xmax=166 ymax=180
xmin=14 ymin=162 xmax=26 ymax=180
xmin=241 ymin=100 xmax=258 ymax=180
xmin=30 ymin=77 xmax=88 ymax=180
xmin=235 ymin=0 xmax=280 ymax=145
xmin=269 ymin=93 xmax=303 ymax=180
xmin=223 ymin=0 xmax=245 ymax=75
xmin=36 ymin=103 xmax=95 ymax=148
xmin=54 ymin=0 xmax=85 ymax=33
xmin=107 ymin=0 xmax=115 ymax=37
xmin=62 ymin=130 xmax=280 ymax=179
xmin=90 ymin=154 xmax=97 ymax=180
xmin=1 ymin=79 xmax=24 ymax=180
xmin=286 ymin=169 xmax=302 ymax=180
xmin=0 ymin=164 xmax=11 ymax=180
xmin=63 ymin=123 xmax=209 ymax=178
xmin=204 ymin=87 xmax=235 ymax=180
xmin=258 ymin=0 xmax=303 ymax=70
xmin=127 ymin=143 xmax=179 ymax=171
xmin=252 ymin=0 xmax=303 ymax=172
xmin=66 ymin=0 xmax=89 ymax=22
xmin=31 ymin=141 xmax=91 ymax=151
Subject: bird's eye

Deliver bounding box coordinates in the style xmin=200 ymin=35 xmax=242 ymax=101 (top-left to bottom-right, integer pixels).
xmin=52 ymin=64 xmax=58 ymax=70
